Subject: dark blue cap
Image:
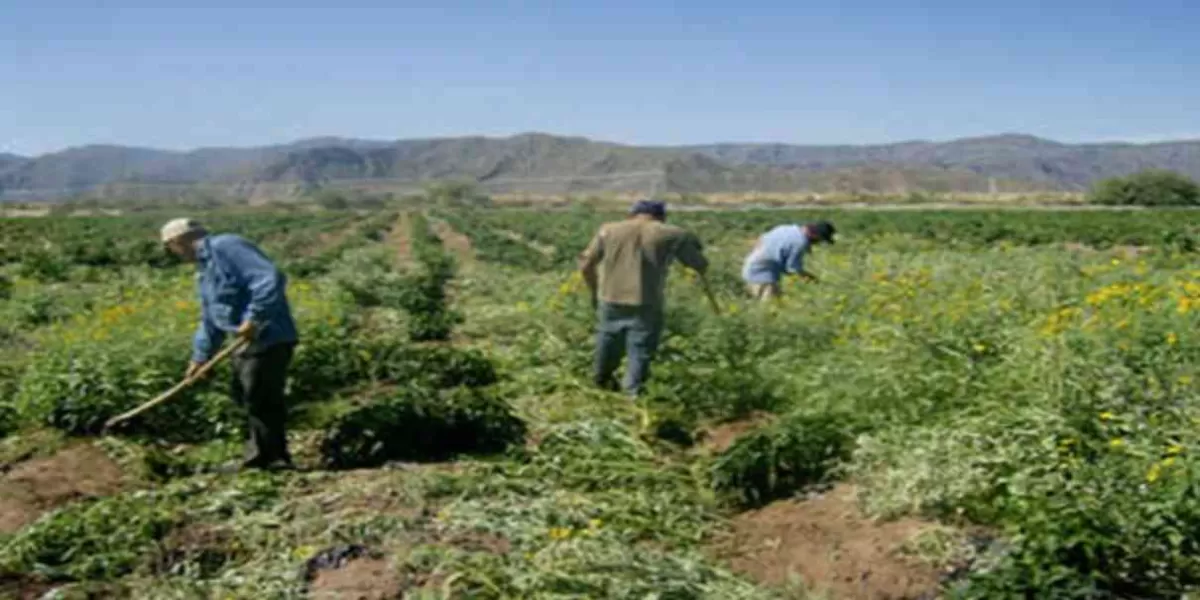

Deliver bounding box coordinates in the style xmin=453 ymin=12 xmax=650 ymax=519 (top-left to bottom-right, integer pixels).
xmin=630 ymin=199 xmax=666 ymax=218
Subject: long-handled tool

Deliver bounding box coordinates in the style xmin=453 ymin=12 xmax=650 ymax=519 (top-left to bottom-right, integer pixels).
xmin=698 ymin=272 xmax=721 ymax=315
xmin=103 ymin=337 xmax=249 ymax=432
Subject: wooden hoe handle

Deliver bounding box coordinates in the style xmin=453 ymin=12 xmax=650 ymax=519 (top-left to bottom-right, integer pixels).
xmin=103 ymin=337 xmax=249 ymax=431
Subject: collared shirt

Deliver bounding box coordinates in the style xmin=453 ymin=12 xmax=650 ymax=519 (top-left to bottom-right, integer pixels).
xmin=578 ymin=218 xmax=708 ymax=309
xmin=741 ymin=225 xmax=811 ymax=284
xmin=192 ymin=234 xmax=298 ymax=362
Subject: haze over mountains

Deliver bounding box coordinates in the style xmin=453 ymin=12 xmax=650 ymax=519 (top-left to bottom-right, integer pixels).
xmin=3 ymin=132 xmax=1200 ymax=201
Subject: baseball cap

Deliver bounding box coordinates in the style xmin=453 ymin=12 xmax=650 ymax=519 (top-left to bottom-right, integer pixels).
xmin=160 ymin=218 xmax=205 ymax=244
xmin=808 ymin=220 xmax=836 ymax=243
xmin=630 ymin=199 xmax=666 ymax=219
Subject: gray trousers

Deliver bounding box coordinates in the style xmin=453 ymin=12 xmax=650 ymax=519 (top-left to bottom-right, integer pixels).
xmin=231 ymin=342 xmax=295 ymax=466
xmin=593 ymin=303 xmax=664 ymax=396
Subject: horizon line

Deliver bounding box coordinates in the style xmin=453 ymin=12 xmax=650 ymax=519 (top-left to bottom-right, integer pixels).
xmin=8 ymin=130 xmax=1200 ymax=158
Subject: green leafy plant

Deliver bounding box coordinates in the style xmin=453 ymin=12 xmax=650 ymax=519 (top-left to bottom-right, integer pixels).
xmin=320 ymin=386 xmax=525 ymax=469
xmin=711 ymin=410 xmax=862 ymax=508
xmin=1089 ymin=170 xmax=1200 ymax=207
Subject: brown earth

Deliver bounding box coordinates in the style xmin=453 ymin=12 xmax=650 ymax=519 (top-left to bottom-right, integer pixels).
xmin=429 ymin=219 xmax=474 ymax=261
xmin=0 ymin=443 xmax=130 ymax=534
xmin=309 ymin=556 xmax=404 ymax=600
xmin=715 ymin=484 xmax=943 ymax=600
xmin=697 ymin=412 xmax=777 ymax=455
xmin=496 ymin=228 xmax=556 ymax=257
xmin=389 ymin=212 xmax=413 ymax=264
xmin=0 ymin=575 xmax=58 ymax=600
xmin=153 ymin=522 xmax=245 ymax=576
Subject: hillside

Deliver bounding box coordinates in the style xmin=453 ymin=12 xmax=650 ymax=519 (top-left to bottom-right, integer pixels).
xmin=687 ymin=134 xmax=1200 ymax=188
xmin=4 ymin=132 xmax=1200 ymax=200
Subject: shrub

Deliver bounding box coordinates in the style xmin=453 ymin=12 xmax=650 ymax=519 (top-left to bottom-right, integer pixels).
xmin=374 ymin=344 xmax=498 ymax=389
xmin=288 ymin=325 xmax=497 ymax=405
xmin=1089 ymin=170 xmax=1200 ymax=207
xmin=13 ymin=344 xmax=236 ymax=440
xmin=18 ymin=248 xmax=70 ymax=282
xmin=320 ymin=386 xmax=525 ymax=469
xmin=711 ymin=410 xmax=862 ymax=508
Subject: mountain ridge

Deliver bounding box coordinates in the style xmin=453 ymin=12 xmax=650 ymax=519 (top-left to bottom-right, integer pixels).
xmin=5 ymin=132 xmax=1200 ymax=200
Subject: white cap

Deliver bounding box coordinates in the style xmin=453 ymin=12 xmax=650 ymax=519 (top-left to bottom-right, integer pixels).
xmin=160 ymin=218 xmax=205 ymax=244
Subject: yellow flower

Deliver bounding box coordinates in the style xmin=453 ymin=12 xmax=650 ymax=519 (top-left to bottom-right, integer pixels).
xmin=1109 ymin=438 xmax=1126 ymax=449
xmin=1166 ymin=332 xmax=1179 ymax=346
xmin=292 ymin=545 xmax=317 ymax=560
xmin=972 ymin=343 xmax=987 ymax=353
xmin=548 ymin=527 xmax=572 ymax=540
xmin=1166 ymin=444 xmax=1184 ymax=456
xmin=588 ymin=518 xmax=603 ymax=529
xmin=1098 ymin=411 xmax=1114 ymax=421
xmin=1147 ymin=463 xmax=1162 ymax=483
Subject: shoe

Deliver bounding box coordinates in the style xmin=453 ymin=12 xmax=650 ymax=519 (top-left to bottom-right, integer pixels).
xmin=214 ymin=458 xmax=296 ymax=474
xmin=244 ymin=458 xmax=297 ymax=472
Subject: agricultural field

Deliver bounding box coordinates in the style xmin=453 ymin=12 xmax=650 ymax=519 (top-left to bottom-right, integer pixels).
xmin=0 ymin=203 xmax=1198 ymax=599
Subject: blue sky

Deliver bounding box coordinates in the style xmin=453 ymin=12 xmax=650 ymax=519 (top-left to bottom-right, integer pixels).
xmin=2 ymin=0 xmax=1199 ymax=155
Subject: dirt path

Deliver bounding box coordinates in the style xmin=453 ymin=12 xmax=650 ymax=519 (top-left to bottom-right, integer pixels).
xmin=713 ymin=484 xmax=946 ymax=599
xmin=388 ymin=212 xmax=413 ymax=265
xmin=496 ymin=228 xmax=556 ymax=257
xmin=429 ymin=218 xmax=474 ymax=264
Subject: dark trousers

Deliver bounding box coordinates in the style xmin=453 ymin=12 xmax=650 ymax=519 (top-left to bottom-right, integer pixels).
xmin=230 ymin=342 xmax=295 ymax=466
xmin=594 ymin=303 xmax=664 ymax=396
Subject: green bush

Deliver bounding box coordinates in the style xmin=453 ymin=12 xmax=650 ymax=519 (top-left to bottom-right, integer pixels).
xmin=288 ymin=325 xmax=497 ymax=405
xmin=18 ymin=248 xmax=70 ymax=282
xmin=955 ymin=458 xmax=1200 ymax=597
xmin=1089 ymin=170 xmax=1200 ymax=207
xmin=374 ymin=344 xmax=498 ymax=389
xmin=320 ymin=386 xmax=525 ymax=469
xmin=13 ymin=344 xmax=236 ymax=440
xmin=711 ymin=410 xmax=862 ymax=508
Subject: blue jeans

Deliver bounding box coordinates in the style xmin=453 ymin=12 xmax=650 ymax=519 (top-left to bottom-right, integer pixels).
xmin=594 ymin=303 xmax=664 ymax=396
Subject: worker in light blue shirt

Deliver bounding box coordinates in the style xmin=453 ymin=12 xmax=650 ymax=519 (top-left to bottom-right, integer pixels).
xmin=161 ymin=218 xmax=298 ymax=471
xmin=741 ymin=221 xmax=836 ymax=300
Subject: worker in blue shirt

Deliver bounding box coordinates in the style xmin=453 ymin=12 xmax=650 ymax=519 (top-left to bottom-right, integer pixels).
xmin=741 ymin=221 xmax=836 ymax=300
xmin=161 ymin=218 xmax=299 ymax=471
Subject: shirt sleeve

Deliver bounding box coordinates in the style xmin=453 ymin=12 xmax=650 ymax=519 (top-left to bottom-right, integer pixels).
xmin=675 ymin=232 xmax=709 ymax=274
xmin=214 ymin=237 xmax=285 ymax=327
xmin=578 ymin=229 xmax=605 ymax=271
xmin=192 ymin=309 xmax=225 ymax=363
xmin=783 ymin=242 xmax=806 ymax=274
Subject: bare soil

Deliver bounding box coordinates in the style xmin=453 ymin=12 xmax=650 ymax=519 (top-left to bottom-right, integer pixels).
xmin=0 ymin=443 xmax=130 ymax=534
xmin=429 ymin=219 xmax=474 ymax=261
xmin=389 ymin=212 xmax=413 ymax=264
xmin=0 ymin=575 xmax=58 ymax=600
xmin=496 ymin=228 xmax=556 ymax=257
xmin=309 ymin=556 xmax=404 ymax=600
xmin=715 ymin=484 xmax=943 ymax=600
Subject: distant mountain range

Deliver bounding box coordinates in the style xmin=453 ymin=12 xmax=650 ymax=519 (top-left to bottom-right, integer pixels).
xmin=3 ymin=132 xmax=1200 ymax=201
